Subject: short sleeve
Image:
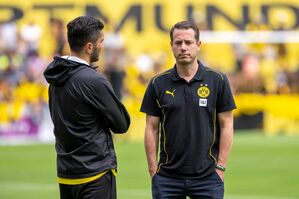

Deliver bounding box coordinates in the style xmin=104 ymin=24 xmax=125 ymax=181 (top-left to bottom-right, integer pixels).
xmin=216 ymin=74 xmax=237 ymax=113
xmin=140 ymin=79 xmax=162 ymax=117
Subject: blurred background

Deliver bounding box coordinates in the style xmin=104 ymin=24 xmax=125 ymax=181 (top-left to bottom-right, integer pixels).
xmin=0 ymin=0 xmax=299 ymax=198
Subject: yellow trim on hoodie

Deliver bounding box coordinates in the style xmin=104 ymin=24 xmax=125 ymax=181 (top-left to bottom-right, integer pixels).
xmin=58 ymin=169 xmax=116 ymax=185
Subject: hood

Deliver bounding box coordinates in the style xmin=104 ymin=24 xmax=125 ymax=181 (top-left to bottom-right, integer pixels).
xmin=44 ymin=56 xmax=88 ymax=85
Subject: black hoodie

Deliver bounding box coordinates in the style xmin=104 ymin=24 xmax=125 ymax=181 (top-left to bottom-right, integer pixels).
xmin=44 ymin=56 xmax=130 ymax=179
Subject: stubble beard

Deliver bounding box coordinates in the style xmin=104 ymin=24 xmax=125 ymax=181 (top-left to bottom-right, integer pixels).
xmin=90 ymin=49 xmax=100 ymax=63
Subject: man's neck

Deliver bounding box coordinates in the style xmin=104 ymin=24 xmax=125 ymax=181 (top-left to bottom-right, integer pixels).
xmin=176 ymin=61 xmax=198 ymax=82
xmin=70 ymin=52 xmax=90 ymax=65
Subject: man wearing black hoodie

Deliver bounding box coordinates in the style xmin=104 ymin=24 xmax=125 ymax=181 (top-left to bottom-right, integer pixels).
xmin=44 ymin=16 xmax=130 ymax=199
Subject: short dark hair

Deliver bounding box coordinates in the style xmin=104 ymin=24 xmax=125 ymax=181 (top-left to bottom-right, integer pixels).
xmin=67 ymin=16 xmax=104 ymax=52
xmin=170 ymin=21 xmax=200 ymax=42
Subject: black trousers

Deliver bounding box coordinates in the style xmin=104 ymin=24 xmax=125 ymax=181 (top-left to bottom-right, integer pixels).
xmin=59 ymin=171 xmax=116 ymax=199
xmin=152 ymin=172 xmax=224 ymax=199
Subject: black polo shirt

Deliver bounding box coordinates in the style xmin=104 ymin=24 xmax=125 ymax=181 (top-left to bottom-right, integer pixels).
xmin=140 ymin=61 xmax=236 ymax=179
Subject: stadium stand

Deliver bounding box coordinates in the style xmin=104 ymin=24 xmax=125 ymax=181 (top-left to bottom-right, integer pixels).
xmin=1 ymin=1 xmax=299 ymax=141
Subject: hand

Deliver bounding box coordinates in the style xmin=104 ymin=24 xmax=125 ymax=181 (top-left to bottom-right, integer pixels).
xmin=149 ymin=167 xmax=157 ymax=178
xmin=215 ymin=169 xmax=224 ymax=182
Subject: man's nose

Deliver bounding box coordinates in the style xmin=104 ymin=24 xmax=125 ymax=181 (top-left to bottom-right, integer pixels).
xmin=181 ymin=43 xmax=187 ymax=51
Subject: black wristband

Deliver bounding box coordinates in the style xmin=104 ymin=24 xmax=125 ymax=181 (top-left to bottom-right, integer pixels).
xmin=215 ymin=164 xmax=226 ymax=172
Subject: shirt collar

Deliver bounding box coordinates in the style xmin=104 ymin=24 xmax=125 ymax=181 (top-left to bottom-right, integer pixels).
xmin=170 ymin=60 xmax=205 ymax=82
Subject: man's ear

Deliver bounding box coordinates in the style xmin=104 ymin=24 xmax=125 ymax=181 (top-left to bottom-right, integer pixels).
xmin=197 ymin=41 xmax=202 ymax=47
xmin=197 ymin=41 xmax=202 ymax=51
xmin=170 ymin=41 xmax=173 ymax=51
xmin=85 ymin=42 xmax=93 ymax=54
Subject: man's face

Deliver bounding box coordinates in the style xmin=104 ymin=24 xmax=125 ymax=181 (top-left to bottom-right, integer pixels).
xmin=90 ymin=32 xmax=104 ymax=63
xmin=171 ymin=28 xmax=201 ymax=65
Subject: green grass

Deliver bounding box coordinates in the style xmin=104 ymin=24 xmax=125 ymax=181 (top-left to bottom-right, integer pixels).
xmin=0 ymin=133 xmax=299 ymax=199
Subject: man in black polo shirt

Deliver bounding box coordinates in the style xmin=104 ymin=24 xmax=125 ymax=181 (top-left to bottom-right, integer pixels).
xmin=140 ymin=21 xmax=236 ymax=199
